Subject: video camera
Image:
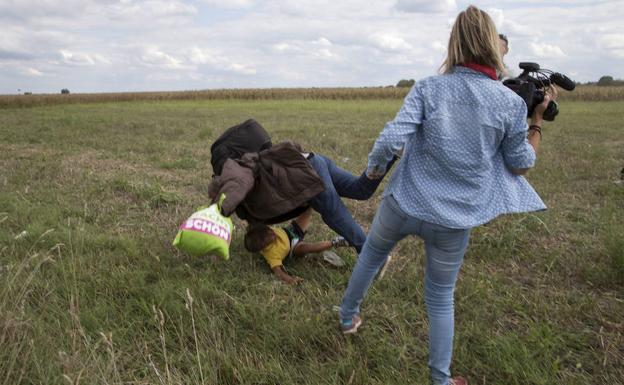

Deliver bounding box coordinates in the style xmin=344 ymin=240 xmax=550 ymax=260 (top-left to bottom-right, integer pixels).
xmin=503 ymin=62 xmax=575 ymax=121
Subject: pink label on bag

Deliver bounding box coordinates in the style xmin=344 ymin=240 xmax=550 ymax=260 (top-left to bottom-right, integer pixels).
xmin=181 ymin=218 xmax=231 ymax=242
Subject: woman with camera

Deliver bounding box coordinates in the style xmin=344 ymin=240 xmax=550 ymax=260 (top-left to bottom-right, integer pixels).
xmin=338 ymin=5 xmax=556 ymax=385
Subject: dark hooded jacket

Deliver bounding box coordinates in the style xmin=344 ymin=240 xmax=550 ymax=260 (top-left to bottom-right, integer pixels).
xmin=212 ymin=141 xmax=324 ymax=224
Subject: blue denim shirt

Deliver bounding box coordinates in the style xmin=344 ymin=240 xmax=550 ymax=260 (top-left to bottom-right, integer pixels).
xmin=368 ymin=66 xmax=546 ymax=229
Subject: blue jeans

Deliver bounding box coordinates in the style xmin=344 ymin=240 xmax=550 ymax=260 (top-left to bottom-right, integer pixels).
xmin=340 ymin=195 xmax=471 ymax=385
xmin=308 ymin=154 xmax=388 ymax=253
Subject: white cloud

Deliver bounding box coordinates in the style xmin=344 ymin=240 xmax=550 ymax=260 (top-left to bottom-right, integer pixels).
xmin=0 ymin=49 xmax=34 ymax=61
xmin=145 ymin=72 xmax=185 ymax=82
xmin=529 ymin=42 xmax=566 ymax=58
xmin=598 ymin=34 xmax=624 ymax=58
xmin=395 ymin=0 xmax=456 ymax=14
xmin=107 ymin=0 xmax=197 ymax=20
xmin=370 ymin=32 xmax=412 ymax=51
xmin=184 ymin=47 xmax=257 ymax=74
xmin=24 ymin=68 xmax=44 ymax=76
xmin=271 ymin=38 xmax=339 ymax=60
xmin=60 ymin=50 xmax=97 ymax=66
xmin=385 ymin=54 xmax=416 ymax=66
xmin=202 ymin=0 xmax=255 ymax=9
xmin=187 ymin=47 xmax=222 ymax=65
xmin=272 ymin=42 xmax=301 ymax=53
xmin=1 ymin=0 xmax=624 ymax=92
xmin=315 ymin=37 xmax=332 ymax=47
xmin=139 ymin=46 xmax=185 ymax=69
xmin=486 ymin=7 xmax=505 ymax=29
xmin=431 ymin=40 xmax=446 ymax=53
xmin=502 ymin=19 xmax=537 ymax=38
xmin=227 ymin=63 xmax=256 ymax=75
xmin=0 ymin=0 xmax=89 ymax=19
xmin=0 ymin=31 xmax=26 ymax=53
xmin=311 ymin=37 xmax=338 ymax=59
xmin=315 ymin=48 xmax=337 ymax=59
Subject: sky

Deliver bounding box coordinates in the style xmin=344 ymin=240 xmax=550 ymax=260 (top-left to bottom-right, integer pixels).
xmin=1 ymin=0 xmax=623 ymax=94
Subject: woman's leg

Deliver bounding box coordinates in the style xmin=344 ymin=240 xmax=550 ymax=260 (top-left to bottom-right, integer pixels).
xmin=420 ymin=223 xmax=471 ymax=385
xmin=339 ymin=195 xmax=413 ymax=320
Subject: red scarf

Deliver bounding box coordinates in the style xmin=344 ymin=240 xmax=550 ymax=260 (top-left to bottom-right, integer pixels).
xmin=459 ymin=63 xmax=497 ymax=80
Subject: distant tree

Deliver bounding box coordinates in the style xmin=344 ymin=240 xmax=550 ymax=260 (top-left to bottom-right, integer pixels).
xmin=24 ymin=92 xmax=32 ymax=95
xmin=396 ymin=79 xmax=415 ymax=88
xmin=597 ymin=76 xmax=614 ymax=86
xmin=61 ymin=88 xmax=70 ymax=94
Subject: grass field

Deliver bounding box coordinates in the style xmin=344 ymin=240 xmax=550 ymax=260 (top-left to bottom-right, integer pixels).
xmin=1 ymin=97 xmax=623 ymax=385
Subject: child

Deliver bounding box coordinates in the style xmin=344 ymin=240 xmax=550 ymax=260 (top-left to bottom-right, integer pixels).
xmin=244 ymin=208 xmax=348 ymax=284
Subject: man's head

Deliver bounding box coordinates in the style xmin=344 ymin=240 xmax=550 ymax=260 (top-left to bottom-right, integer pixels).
xmin=442 ymin=5 xmax=504 ymax=74
xmin=244 ymin=223 xmax=276 ymax=252
xmin=498 ymin=33 xmax=509 ymax=58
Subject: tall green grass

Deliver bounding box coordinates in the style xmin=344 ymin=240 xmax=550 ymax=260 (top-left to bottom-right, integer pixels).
xmin=1 ymin=99 xmax=622 ymax=384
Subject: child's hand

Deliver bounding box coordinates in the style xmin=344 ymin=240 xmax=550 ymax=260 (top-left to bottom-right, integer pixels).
xmin=282 ymin=275 xmax=304 ymax=285
xmin=273 ymin=266 xmax=304 ymax=285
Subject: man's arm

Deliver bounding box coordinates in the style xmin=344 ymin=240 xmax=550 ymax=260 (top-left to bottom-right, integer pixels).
xmin=215 ymin=159 xmax=255 ymax=216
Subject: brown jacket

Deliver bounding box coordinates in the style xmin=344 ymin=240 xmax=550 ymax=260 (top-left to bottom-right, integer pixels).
xmin=212 ymin=142 xmax=325 ymax=223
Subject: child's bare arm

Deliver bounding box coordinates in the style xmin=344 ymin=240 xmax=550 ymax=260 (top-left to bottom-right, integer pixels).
xmin=271 ymin=265 xmax=304 ymax=285
xmin=292 ymin=241 xmax=332 ymax=258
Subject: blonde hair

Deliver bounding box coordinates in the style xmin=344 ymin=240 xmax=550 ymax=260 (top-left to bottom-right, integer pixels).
xmin=441 ymin=5 xmax=504 ymax=74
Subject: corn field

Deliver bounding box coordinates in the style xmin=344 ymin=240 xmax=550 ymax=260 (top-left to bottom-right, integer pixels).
xmin=2 ymin=85 xmax=623 ymax=108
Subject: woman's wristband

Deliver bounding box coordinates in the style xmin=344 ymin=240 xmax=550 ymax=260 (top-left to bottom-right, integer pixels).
xmin=528 ymin=124 xmax=542 ymax=137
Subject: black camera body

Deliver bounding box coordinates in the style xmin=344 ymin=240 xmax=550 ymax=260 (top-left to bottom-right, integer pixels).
xmin=503 ymin=62 xmax=575 ymax=121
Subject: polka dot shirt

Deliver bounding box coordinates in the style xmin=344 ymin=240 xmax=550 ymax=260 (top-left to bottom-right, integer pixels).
xmin=367 ymin=66 xmax=546 ymax=229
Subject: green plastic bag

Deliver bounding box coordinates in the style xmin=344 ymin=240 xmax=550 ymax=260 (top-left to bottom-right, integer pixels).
xmin=172 ymin=194 xmax=234 ymax=260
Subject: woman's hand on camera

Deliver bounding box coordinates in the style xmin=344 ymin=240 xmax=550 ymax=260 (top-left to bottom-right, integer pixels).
xmin=532 ymin=86 xmax=558 ymax=123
